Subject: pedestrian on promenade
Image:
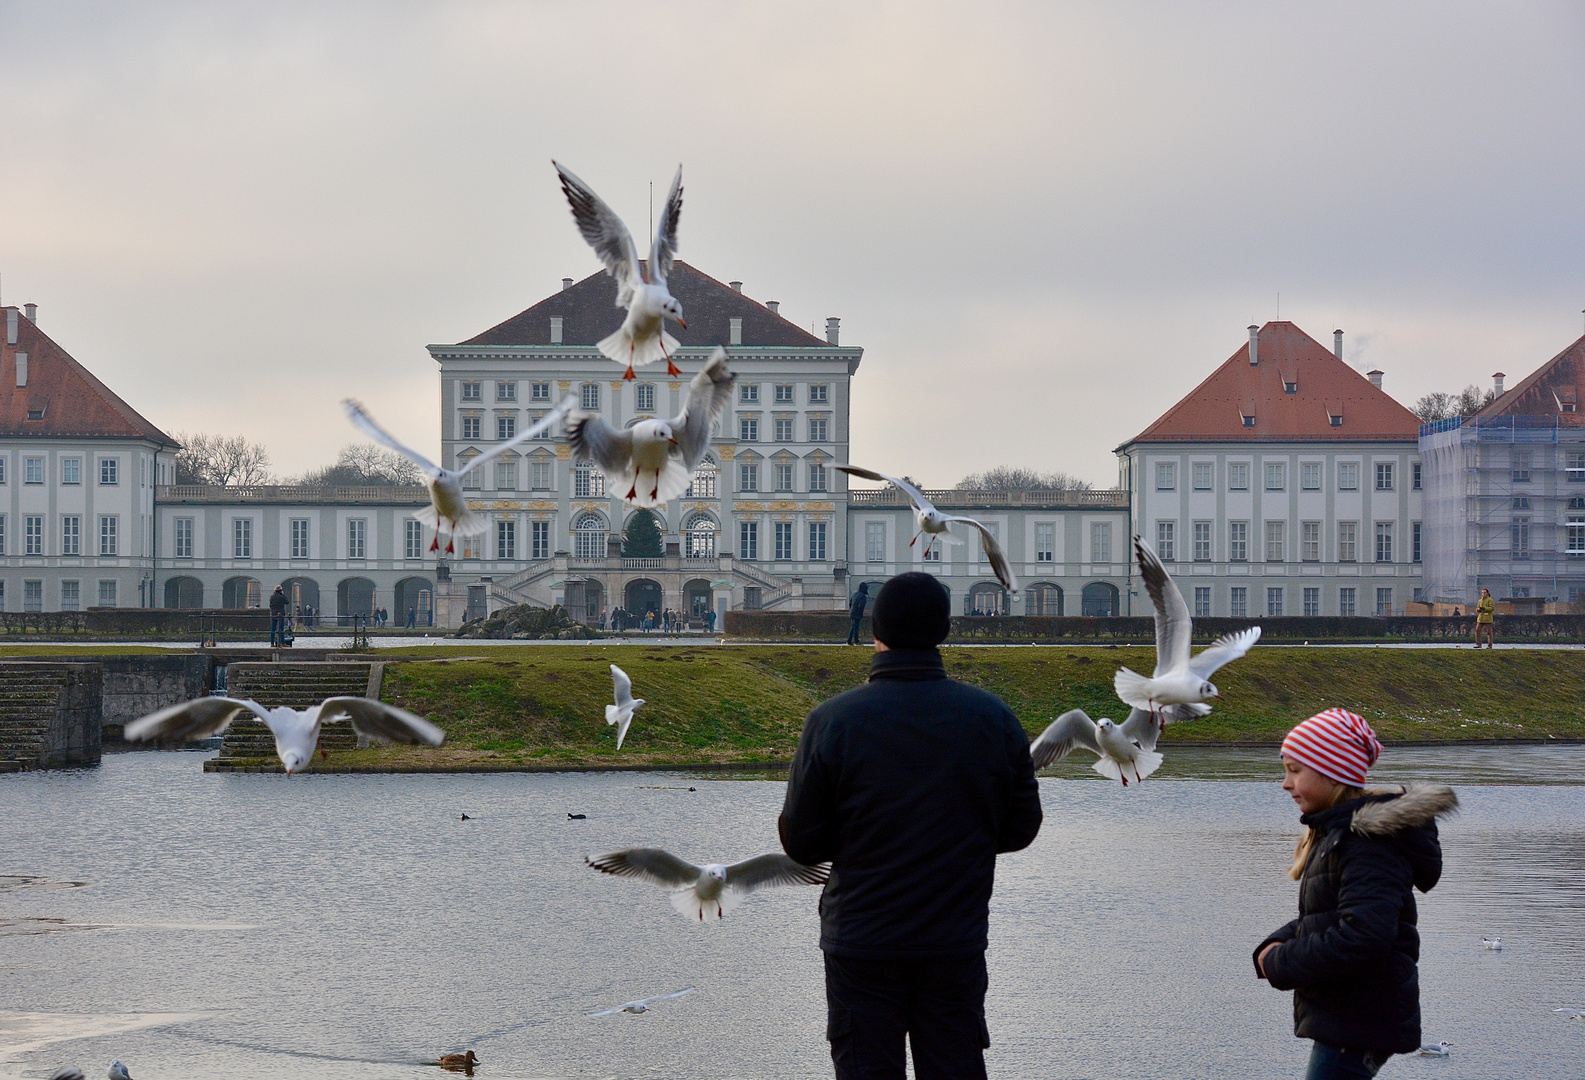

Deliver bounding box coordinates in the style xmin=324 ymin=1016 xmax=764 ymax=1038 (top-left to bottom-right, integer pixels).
xmin=1254 ymin=709 xmax=1456 ymax=1079
xmin=780 ymin=572 xmax=1043 ymax=1080
xmin=846 ymin=582 xmax=869 ymax=645
xmin=407 ymin=607 xmax=416 ymax=629
xmin=268 ymin=586 xmax=289 ymax=647
xmin=1474 ymin=588 xmax=1495 ymax=648
xmin=706 ymin=608 xmax=716 ymax=633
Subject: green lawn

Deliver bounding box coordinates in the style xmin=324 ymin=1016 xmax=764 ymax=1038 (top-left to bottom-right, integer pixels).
xmin=310 ymin=643 xmax=1585 ymax=770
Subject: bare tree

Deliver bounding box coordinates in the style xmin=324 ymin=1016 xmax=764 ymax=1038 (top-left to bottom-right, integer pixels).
xmin=172 ymin=432 xmax=274 ymax=486
xmin=293 ymin=443 xmax=424 ymax=487
xmin=1412 ymin=385 xmax=1496 ymax=423
xmin=956 ymin=466 xmax=1092 ymax=491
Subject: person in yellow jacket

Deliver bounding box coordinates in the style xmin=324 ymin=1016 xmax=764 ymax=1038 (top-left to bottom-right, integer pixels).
xmin=1474 ymin=588 xmax=1496 ymax=648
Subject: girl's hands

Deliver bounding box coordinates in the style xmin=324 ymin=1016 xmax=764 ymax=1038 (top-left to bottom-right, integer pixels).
xmin=1256 ymin=942 xmax=1278 ymax=978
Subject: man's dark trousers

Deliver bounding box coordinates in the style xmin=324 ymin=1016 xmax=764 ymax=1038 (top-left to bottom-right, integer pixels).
xmin=846 ymin=615 xmax=863 ymax=645
xmin=269 ymin=615 xmax=285 ymax=646
xmin=825 ymin=953 xmax=988 ymax=1080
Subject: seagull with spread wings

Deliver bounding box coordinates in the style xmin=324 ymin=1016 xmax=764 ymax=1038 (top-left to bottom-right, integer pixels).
xmin=835 ymin=466 xmax=1018 ymax=596
xmin=555 ymin=161 xmax=686 ymax=379
xmin=570 ymin=348 xmax=733 ymax=507
xmin=585 ymin=848 xmax=829 ymax=921
xmin=124 ymin=696 xmax=444 ymax=774
xmin=1029 ymin=703 xmax=1210 ymax=785
xmin=606 ymin=664 xmax=644 ymax=750
xmin=1114 ymin=534 xmax=1261 ymax=721
xmin=587 ymin=987 xmax=696 ymax=1019
xmin=343 ymin=395 xmax=573 ymax=554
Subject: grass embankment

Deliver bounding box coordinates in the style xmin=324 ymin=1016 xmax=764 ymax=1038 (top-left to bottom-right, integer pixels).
xmin=301 ymin=644 xmax=1585 ymax=770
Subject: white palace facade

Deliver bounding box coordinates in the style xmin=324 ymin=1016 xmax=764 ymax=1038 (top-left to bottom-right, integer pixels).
xmin=16 ymin=276 xmax=1538 ymax=626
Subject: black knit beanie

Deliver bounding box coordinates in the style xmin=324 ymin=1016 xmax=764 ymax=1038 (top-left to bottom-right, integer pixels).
xmin=871 ymin=572 xmax=950 ymax=649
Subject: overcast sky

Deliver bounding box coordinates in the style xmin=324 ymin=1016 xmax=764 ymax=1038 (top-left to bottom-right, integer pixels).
xmin=3 ymin=1 xmax=1583 ymax=484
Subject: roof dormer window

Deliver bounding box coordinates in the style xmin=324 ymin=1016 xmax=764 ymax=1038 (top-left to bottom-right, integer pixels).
xmin=25 ymin=408 xmax=43 ymax=421
xmin=1329 ymin=413 xmax=1343 ymax=428
xmin=1284 ymin=380 xmax=1298 ymax=394
xmin=1241 ymin=413 xmax=1255 ymax=428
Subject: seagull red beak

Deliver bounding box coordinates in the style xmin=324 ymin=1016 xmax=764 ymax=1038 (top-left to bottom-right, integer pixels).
xmin=675 ymin=317 xmax=687 ymax=329
xmin=668 ymin=436 xmax=678 ymax=445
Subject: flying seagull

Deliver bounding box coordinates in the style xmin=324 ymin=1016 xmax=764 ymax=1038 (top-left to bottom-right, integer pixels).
xmin=835 ymin=466 xmax=1018 ymax=595
xmin=585 ymin=848 xmax=830 ymax=920
xmin=587 ymin=987 xmax=696 ymax=1018
xmin=569 ymin=348 xmax=733 ymax=507
xmin=124 ymin=696 xmax=444 ymax=774
xmin=1028 ymin=703 xmax=1209 ymax=785
xmin=1554 ymin=1008 xmax=1585 ymax=1021
xmin=606 ymin=664 xmax=644 ymax=750
xmin=1114 ymin=534 xmax=1260 ymax=719
xmin=344 ymin=395 xmax=574 ymax=554
xmin=555 ymin=160 xmax=686 ymax=379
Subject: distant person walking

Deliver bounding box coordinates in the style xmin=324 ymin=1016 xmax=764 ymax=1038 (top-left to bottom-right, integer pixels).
xmin=706 ymin=609 xmax=716 ymax=633
xmin=406 ymin=607 xmax=416 ymax=629
xmin=846 ymin=582 xmax=869 ymax=645
xmin=781 ymin=572 xmax=1042 ymax=1080
xmin=268 ymin=586 xmax=289 ymax=647
xmin=1254 ymin=709 xmax=1456 ymax=1079
xmin=1474 ymin=588 xmax=1495 ymax=648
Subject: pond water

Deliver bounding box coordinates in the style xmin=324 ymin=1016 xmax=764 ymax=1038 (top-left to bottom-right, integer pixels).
xmin=1 ymin=750 xmax=1581 ymax=1079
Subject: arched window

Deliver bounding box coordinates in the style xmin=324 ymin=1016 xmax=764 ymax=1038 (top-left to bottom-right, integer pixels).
xmin=1027 ymin=582 xmax=1063 ymax=616
xmin=686 ymin=459 xmax=718 ymax=499
xmin=967 ymin=582 xmax=1008 ymax=616
xmin=1082 ymin=581 xmax=1119 ymax=617
xmin=683 ymin=513 xmax=718 ymax=559
xmin=573 ymin=463 xmax=605 ymax=498
xmin=573 ymin=513 xmax=607 ymax=559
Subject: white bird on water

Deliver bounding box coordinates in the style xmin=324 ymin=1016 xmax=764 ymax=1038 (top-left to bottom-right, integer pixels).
xmin=109 ymin=1063 xmax=133 ymax=1080
xmin=1114 ymin=534 xmax=1261 ymax=719
xmin=586 ymin=848 xmax=829 ymax=920
xmin=1482 ymin=937 xmax=1502 ymax=951
xmin=834 ymin=466 xmax=1018 ymax=596
xmin=1028 ymin=703 xmax=1210 ymax=785
xmin=343 ymin=396 xmax=574 ymax=555
xmin=569 ymin=348 xmax=733 ymax=508
xmin=606 ymin=664 xmax=644 ymax=750
xmin=124 ymin=696 xmax=444 ymax=774
xmin=1417 ymin=1041 xmax=1452 ymax=1056
xmin=587 ymin=986 xmax=696 ymax=1018
xmin=1554 ymin=1008 xmax=1585 ymax=1021
xmin=555 ymin=160 xmax=687 ymax=380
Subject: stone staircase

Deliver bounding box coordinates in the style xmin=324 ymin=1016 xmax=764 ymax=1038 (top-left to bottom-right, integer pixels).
xmin=0 ymin=663 xmax=102 ymax=768
xmin=210 ymin=662 xmax=375 ymax=764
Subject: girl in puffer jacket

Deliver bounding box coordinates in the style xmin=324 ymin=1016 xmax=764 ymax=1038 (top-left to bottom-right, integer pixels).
xmin=1254 ymin=709 xmax=1457 ymax=1079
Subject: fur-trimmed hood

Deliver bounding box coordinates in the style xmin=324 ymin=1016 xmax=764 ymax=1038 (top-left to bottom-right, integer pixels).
xmin=1351 ymin=784 xmax=1459 ymax=838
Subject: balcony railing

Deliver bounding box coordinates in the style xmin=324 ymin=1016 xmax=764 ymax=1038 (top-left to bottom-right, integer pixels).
xmin=159 ymin=485 xmax=431 ymax=504
xmin=846 ymin=487 xmax=1128 ymax=509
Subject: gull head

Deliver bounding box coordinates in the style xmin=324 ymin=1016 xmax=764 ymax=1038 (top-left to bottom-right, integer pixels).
xmin=1096 ymin=718 xmax=1117 ymax=732
xmin=662 ymin=296 xmax=686 ymax=328
xmin=1201 ymin=680 xmax=1219 ymax=700
xmin=280 ymin=749 xmax=307 ymax=775
xmin=633 ymin=419 xmax=677 ymax=447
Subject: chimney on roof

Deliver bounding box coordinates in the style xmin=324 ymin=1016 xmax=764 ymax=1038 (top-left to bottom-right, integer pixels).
xmin=5 ymin=308 xmax=15 ymax=346
xmin=23 ymin=303 xmax=36 ymax=324
xmin=1493 ymin=372 xmax=1506 ymax=395
xmin=729 ymin=280 xmax=742 ymax=293
xmin=826 ymin=317 xmax=841 ymax=346
xmin=561 ymin=277 xmax=573 ymax=291
xmin=1248 ymin=325 xmax=1259 ymax=366
xmin=1333 ymin=329 xmax=1343 ymax=360
xmin=1367 ymin=369 xmax=1384 ymax=390
xmin=766 ymin=300 xmax=779 ymax=315
xmin=15 ymin=353 xmax=27 ymax=388
xmin=549 ymin=316 xmax=563 ymax=345
xmin=729 ymin=317 xmax=743 ymax=346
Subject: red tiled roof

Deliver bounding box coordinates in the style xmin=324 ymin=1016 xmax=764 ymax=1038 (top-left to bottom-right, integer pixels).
xmin=1119 ymin=321 xmax=1421 ymax=447
xmin=1470 ymin=332 xmax=1585 ymax=425
xmin=459 ymin=262 xmax=833 ymax=348
xmin=0 ymin=308 xmax=178 ymax=444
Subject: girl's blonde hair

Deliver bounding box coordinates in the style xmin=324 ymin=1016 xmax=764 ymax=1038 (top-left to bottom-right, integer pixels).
xmin=1287 ymin=781 xmax=1366 ymax=880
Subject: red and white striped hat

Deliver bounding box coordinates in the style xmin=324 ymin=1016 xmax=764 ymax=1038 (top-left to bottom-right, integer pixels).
xmin=1281 ymin=708 xmax=1382 ymax=787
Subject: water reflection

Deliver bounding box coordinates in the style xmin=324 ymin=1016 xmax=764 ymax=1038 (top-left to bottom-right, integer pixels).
xmin=0 ymin=752 xmax=1579 ymax=1078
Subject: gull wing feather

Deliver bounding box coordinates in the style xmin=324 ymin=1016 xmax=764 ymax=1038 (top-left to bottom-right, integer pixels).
xmin=1119 ymin=702 xmax=1212 ymax=753
xmin=1135 ymin=534 xmax=1192 ymax=675
xmin=1029 ymin=709 xmax=1103 ymax=769
xmin=649 ymin=165 xmax=683 ymax=287
xmin=342 ymin=399 xmax=440 ymax=478
xmin=123 ymin=696 xmax=268 ymax=743
xmin=722 ymin=853 xmax=831 ymax=893
xmin=610 ymin=664 xmax=634 ymax=708
xmin=670 ymin=349 xmax=734 ymax=471
xmin=943 ymin=515 xmax=1019 ymax=594
xmin=459 ymin=395 xmax=576 ymax=476
xmin=568 ymin=414 xmax=637 ymax=476
xmin=317 ymin=697 xmax=445 ymax=746
xmin=835 ymin=465 xmax=934 ymax=515
xmin=586 ymin=848 xmax=702 ymax=889
xmin=1187 ymin=626 xmax=1263 ymax=679
xmin=554 ymin=161 xmax=642 ymax=307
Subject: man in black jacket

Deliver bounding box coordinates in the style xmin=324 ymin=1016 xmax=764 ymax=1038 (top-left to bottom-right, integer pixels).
xmin=846 ymin=582 xmax=869 ymax=645
xmin=268 ymin=586 xmax=289 ymax=647
xmin=780 ymin=572 xmax=1042 ymax=1080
